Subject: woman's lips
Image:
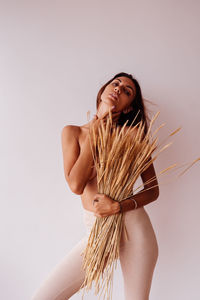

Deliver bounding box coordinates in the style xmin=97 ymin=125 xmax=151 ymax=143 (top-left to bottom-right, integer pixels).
xmin=108 ymin=94 xmax=118 ymax=101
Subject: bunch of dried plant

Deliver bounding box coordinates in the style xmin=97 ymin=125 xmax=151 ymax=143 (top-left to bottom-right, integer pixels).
xmin=79 ymin=109 xmax=199 ymax=300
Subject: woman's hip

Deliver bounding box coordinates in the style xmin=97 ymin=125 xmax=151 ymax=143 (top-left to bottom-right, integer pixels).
xmin=120 ymin=207 xmax=159 ymax=255
xmin=82 ymin=208 xmax=96 ymax=236
xmin=82 ymin=207 xmax=159 ymax=255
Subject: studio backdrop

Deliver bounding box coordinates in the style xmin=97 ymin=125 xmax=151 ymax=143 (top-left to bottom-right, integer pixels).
xmin=0 ymin=0 xmax=199 ymax=299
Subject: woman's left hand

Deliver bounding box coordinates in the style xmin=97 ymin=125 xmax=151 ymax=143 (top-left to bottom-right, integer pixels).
xmin=92 ymin=193 xmax=120 ymax=217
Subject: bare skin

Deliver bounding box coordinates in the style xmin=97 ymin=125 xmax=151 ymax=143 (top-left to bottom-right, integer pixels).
xmin=61 ymin=76 xmax=159 ymax=217
xmin=61 ymin=107 xmax=122 ymax=215
xmin=60 ymin=76 xmax=159 ymax=300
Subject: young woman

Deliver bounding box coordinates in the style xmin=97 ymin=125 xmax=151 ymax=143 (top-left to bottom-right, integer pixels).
xmin=32 ymin=72 xmax=159 ymax=300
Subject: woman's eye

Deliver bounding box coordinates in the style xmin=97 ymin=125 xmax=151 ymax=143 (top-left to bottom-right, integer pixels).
xmin=125 ymin=90 xmax=131 ymax=96
xmin=112 ymin=82 xmax=131 ymax=96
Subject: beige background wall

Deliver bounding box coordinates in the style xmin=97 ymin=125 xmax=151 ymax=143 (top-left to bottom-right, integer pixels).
xmin=1 ymin=0 xmax=200 ymax=299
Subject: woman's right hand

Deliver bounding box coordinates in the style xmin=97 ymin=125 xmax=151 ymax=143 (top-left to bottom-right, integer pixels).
xmin=90 ymin=107 xmax=121 ymax=135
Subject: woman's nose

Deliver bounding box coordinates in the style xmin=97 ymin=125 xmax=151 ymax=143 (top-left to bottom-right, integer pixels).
xmin=114 ymin=86 xmax=120 ymax=93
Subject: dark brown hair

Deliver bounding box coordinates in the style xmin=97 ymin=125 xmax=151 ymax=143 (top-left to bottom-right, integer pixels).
xmin=96 ymin=72 xmax=150 ymax=134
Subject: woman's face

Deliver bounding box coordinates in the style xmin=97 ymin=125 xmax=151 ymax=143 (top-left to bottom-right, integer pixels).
xmin=100 ymin=76 xmax=136 ymax=112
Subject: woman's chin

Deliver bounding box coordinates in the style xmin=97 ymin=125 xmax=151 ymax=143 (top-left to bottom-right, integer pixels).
xmin=99 ymin=100 xmax=119 ymax=113
xmin=102 ymin=99 xmax=115 ymax=106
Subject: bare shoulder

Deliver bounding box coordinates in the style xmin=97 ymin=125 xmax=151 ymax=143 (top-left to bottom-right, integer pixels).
xmin=61 ymin=125 xmax=81 ymax=141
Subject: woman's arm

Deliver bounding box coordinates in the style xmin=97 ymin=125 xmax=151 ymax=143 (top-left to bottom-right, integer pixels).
xmin=61 ymin=110 xmax=120 ymax=195
xmin=118 ymin=159 xmax=159 ymax=213
xmin=92 ymin=159 xmax=159 ymax=217
xmin=116 ymin=126 xmax=159 ymax=212
xmin=61 ymin=125 xmax=94 ymax=195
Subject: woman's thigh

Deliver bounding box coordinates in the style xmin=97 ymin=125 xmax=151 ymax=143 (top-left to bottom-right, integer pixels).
xmin=31 ymin=236 xmax=88 ymax=300
xmin=119 ymin=208 xmax=159 ymax=300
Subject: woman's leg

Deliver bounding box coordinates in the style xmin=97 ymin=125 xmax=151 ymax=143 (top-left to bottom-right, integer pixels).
xmin=31 ymin=209 xmax=97 ymax=300
xmin=31 ymin=236 xmax=88 ymax=300
xmin=119 ymin=208 xmax=159 ymax=300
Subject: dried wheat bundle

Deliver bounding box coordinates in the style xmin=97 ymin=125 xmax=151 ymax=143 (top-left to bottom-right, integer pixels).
xmin=79 ymin=109 xmax=199 ymax=300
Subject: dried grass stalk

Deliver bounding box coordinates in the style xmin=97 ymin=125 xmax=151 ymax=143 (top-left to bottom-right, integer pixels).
xmin=78 ymin=109 xmax=199 ymax=300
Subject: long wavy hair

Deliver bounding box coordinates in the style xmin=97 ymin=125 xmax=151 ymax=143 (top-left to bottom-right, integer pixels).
xmin=96 ymin=72 xmax=150 ymax=134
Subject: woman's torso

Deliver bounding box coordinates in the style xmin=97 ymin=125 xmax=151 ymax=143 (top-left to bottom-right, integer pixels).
xmin=78 ymin=125 xmax=148 ymax=218
xmin=78 ymin=124 xmax=98 ymax=211
xmin=72 ymin=126 xmax=158 ymax=255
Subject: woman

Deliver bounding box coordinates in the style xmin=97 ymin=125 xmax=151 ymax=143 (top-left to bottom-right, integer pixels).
xmin=32 ymin=72 xmax=159 ymax=300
